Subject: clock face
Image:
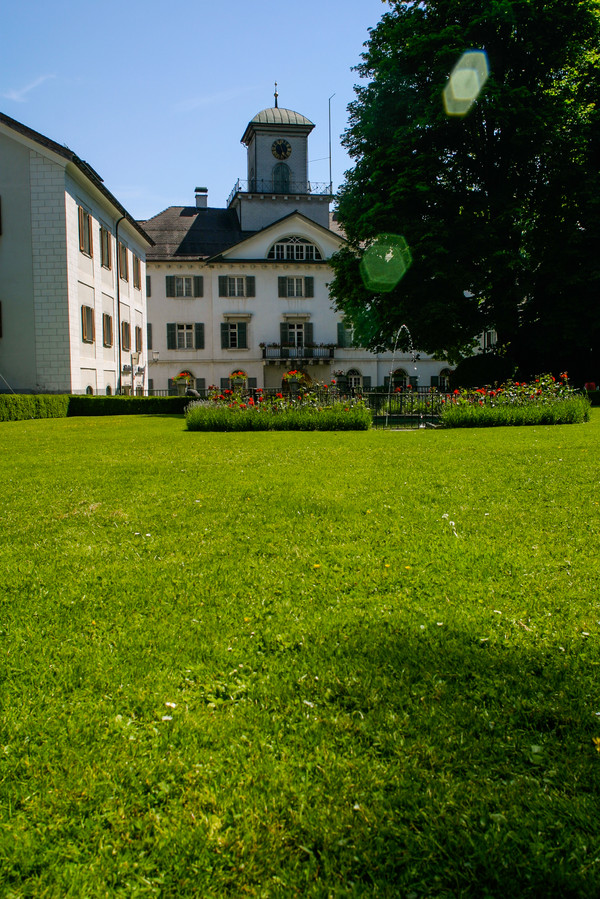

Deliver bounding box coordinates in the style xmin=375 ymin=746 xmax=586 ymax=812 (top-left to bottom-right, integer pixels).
xmin=272 ymin=139 xmax=292 ymax=160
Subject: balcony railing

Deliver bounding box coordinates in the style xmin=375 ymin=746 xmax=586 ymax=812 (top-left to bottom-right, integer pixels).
xmin=262 ymin=345 xmax=335 ymax=362
xmin=228 ymin=179 xmax=333 ymax=206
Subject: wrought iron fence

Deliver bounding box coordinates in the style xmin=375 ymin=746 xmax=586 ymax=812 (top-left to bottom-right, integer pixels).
xmin=146 ymin=386 xmax=446 ymax=428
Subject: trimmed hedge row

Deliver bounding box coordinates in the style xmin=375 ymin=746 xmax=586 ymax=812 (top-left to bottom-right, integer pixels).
xmin=67 ymin=396 xmax=189 ymax=416
xmin=0 ymin=394 xmax=70 ymax=422
xmin=0 ymin=394 xmax=189 ymax=422
xmin=185 ymin=402 xmax=372 ymax=431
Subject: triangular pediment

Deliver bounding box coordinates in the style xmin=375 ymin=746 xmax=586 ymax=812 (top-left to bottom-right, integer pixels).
xmin=206 ymin=211 xmax=344 ymax=263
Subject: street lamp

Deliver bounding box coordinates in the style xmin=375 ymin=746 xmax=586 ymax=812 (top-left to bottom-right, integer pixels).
xmin=130 ymin=351 xmax=140 ymax=396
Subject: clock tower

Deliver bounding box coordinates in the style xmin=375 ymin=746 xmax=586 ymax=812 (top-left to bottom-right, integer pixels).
xmin=227 ymin=87 xmax=333 ymax=231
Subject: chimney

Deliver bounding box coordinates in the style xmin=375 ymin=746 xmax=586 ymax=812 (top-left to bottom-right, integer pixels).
xmin=195 ymin=186 xmax=208 ymax=209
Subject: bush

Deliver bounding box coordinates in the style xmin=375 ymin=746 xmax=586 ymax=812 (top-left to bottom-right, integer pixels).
xmin=441 ymin=376 xmax=591 ymax=428
xmin=449 ymin=353 xmax=517 ymax=389
xmin=186 ymin=400 xmax=372 ymax=432
xmin=0 ymin=394 xmax=70 ymax=422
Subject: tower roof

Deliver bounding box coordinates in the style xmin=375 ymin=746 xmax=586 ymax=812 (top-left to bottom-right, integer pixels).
xmin=241 ymin=106 xmax=315 ymax=145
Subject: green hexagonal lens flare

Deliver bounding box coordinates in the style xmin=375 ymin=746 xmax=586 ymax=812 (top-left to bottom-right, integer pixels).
xmin=359 ymin=234 xmax=413 ymax=293
xmin=443 ymin=50 xmax=489 ymax=116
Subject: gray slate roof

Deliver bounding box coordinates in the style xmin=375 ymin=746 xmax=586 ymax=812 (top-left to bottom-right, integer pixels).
xmin=140 ymin=206 xmax=254 ymax=261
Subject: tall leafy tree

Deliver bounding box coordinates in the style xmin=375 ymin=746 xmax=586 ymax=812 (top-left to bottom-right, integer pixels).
xmin=330 ymin=0 xmax=600 ymax=377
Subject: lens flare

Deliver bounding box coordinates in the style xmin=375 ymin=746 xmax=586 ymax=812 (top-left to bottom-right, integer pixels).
xmin=359 ymin=234 xmax=412 ymax=292
xmin=443 ymin=51 xmax=489 ymax=116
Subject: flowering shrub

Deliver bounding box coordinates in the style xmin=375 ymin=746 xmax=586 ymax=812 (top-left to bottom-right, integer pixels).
xmin=441 ymin=373 xmax=590 ymax=427
xmin=185 ymin=381 xmax=371 ymax=431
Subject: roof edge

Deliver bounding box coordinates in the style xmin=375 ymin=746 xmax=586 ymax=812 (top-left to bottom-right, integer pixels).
xmin=0 ymin=111 xmax=153 ymax=247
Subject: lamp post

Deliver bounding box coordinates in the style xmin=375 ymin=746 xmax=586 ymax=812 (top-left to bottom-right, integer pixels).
xmin=130 ymin=351 xmax=139 ymax=396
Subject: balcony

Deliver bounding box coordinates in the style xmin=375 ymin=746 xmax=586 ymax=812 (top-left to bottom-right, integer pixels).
xmin=262 ymin=345 xmax=335 ymax=364
xmin=228 ymin=179 xmax=333 ymax=207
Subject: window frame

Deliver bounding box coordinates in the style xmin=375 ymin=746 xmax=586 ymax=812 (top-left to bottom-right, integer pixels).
xmin=100 ymin=226 xmax=112 ymax=270
xmin=118 ymin=242 xmax=129 ymax=282
xmin=121 ymin=320 xmax=131 ymax=352
xmin=102 ymin=312 xmax=113 ymax=348
xmin=268 ymin=237 xmax=322 ymax=262
xmin=78 ymin=207 xmax=93 ymax=258
xmin=221 ymin=320 xmax=248 ymax=350
xmin=218 ymin=275 xmax=255 ymax=298
xmin=81 ymin=305 xmax=95 ymax=343
xmin=133 ymin=255 xmax=141 ymax=290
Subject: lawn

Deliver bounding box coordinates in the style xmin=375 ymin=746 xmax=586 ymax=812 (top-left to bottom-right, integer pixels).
xmin=0 ymin=413 xmax=599 ymax=897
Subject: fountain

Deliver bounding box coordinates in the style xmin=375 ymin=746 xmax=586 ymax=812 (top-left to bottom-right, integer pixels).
xmin=386 ymin=324 xmax=419 ymax=428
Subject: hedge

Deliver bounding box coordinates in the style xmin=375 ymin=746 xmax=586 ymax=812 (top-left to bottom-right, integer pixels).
xmin=0 ymin=394 xmax=70 ymax=422
xmin=0 ymin=395 xmax=189 ymax=422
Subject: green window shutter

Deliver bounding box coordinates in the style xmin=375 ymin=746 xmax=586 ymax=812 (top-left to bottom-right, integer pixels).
xmin=245 ymin=276 xmax=255 ymax=297
xmin=196 ymin=378 xmax=206 ymax=390
xmin=168 ymin=378 xmax=175 ymax=394
xmin=337 ymin=322 xmax=347 ymax=348
xmin=362 ymin=376 xmax=371 ymax=390
xmin=280 ymin=322 xmax=288 ymax=345
xmin=167 ymin=322 xmax=176 ymax=349
xmin=221 ymin=322 xmax=229 ymax=348
xmin=147 ymin=322 xmax=153 ymax=350
xmin=146 ymin=275 xmax=151 ymax=297
xmin=237 ymin=322 xmax=247 ymax=349
xmin=194 ymin=322 xmax=205 ymax=349
xmin=166 ymin=276 xmax=175 ymax=297
xmin=384 ymin=376 xmax=390 ymax=390
xmin=304 ymin=276 xmax=314 ymax=298
xmin=193 ymin=276 xmax=204 ymax=297
xmin=304 ymin=322 xmax=314 ymax=345
xmin=218 ymin=276 xmax=228 ymax=297
xmin=430 ymin=375 xmax=439 ymax=387
xmin=278 ymin=276 xmax=287 ymax=298
xmin=220 ymin=377 xmax=230 ymax=389
xmin=248 ymin=377 xmax=257 ymax=388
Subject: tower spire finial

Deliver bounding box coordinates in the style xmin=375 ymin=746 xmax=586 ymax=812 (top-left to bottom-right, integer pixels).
xmin=274 ymin=81 xmax=278 ymax=108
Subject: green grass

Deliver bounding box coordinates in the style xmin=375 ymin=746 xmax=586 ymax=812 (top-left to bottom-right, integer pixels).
xmin=1 ymin=413 xmax=599 ymax=897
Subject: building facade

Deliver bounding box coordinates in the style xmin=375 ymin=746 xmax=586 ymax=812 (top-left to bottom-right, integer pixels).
xmin=0 ymin=112 xmax=152 ymax=395
xmin=143 ymin=102 xmax=453 ymax=394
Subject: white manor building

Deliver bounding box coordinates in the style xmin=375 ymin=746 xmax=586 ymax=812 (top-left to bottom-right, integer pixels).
xmin=142 ymin=101 xmax=453 ymax=394
xmin=0 ymin=112 xmax=152 ymax=396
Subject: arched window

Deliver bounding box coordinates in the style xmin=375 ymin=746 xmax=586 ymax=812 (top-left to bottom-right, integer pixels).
xmin=439 ymin=368 xmax=452 ymax=390
xmin=105 ymin=385 xmax=112 ymax=396
xmin=85 ymin=385 xmax=94 ymax=395
xmin=392 ymin=368 xmax=408 ymax=388
xmin=346 ymin=369 xmax=362 ymax=390
xmin=267 ymin=236 xmax=323 ymax=261
xmin=273 ymin=163 xmax=290 ymax=193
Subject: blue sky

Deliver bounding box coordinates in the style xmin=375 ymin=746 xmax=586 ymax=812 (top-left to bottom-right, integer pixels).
xmin=1 ymin=0 xmax=387 ymax=221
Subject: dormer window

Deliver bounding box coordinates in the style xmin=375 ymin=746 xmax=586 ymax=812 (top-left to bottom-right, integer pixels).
xmin=268 ymin=237 xmax=323 ymax=262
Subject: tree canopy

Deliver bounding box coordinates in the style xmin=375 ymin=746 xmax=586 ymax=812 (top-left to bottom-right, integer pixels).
xmin=330 ymin=0 xmax=600 ymax=378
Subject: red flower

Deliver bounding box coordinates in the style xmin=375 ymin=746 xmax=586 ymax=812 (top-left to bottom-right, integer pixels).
xmin=395 ymin=387 xmax=402 ymax=393
xmin=331 ymin=379 xmax=336 ymax=385
xmin=239 ymin=403 xmax=246 ymax=409
xmin=453 ymin=389 xmax=460 ymax=395
xmin=248 ymin=397 xmax=255 ymax=406
xmin=276 ymin=392 xmax=283 ymax=399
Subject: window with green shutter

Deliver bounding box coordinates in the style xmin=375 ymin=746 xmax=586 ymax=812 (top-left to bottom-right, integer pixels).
xmin=278 ymin=276 xmax=313 ymax=298
xmin=166 ymin=322 xmax=176 ymax=349
xmin=166 ymin=275 xmax=203 ymax=297
xmin=147 ymin=322 xmax=152 ymax=351
xmin=194 ymin=322 xmax=204 ymax=349
xmin=219 ymin=275 xmax=254 ymax=297
xmin=221 ymin=321 xmax=248 ymax=349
